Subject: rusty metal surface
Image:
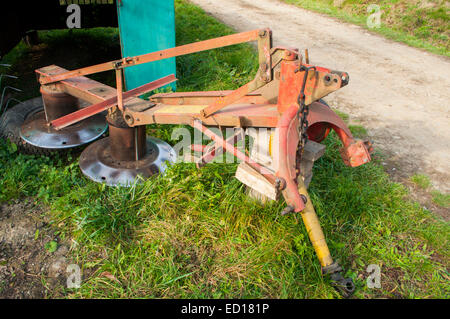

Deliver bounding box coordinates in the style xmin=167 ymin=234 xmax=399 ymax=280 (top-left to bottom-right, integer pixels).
xmin=277 ymin=60 xmax=348 ymax=113
xmin=275 ymin=105 xmax=305 ymax=213
xmin=151 ymin=92 xmax=269 ymax=106
xmin=199 ymin=30 xmax=272 ymax=118
xmin=199 ymin=80 xmax=259 ymax=118
xmin=36 ymin=66 xmax=281 ymax=129
xmin=37 ymin=29 xmax=273 ymax=123
xmin=30 ymin=28 xmax=372 ymax=297
xmin=124 ymin=103 xmax=280 ymax=128
xmin=40 ymin=86 xmax=79 ymax=122
xmin=108 ymin=124 xmax=147 ymax=162
xmin=50 ymin=74 xmax=176 ymax=130
xmin=306 ymin=101 xmax=352 ymax=141
xmin=36 ymin=65 xmax=119 ymax=105
xmin=195 ymin=128 xmax=245 ymax=168
xmin=339 ymin=140 xmax=371 ymax=167
xmin=192 ymin=120 xmax=277 ymax=185
xmin=79 ymin=136 xmax=176 ymax=186
xmin=20 ymin=111 xmax=107 ymax=149
xmin=34 ymin=37 xmax=370 ymax=179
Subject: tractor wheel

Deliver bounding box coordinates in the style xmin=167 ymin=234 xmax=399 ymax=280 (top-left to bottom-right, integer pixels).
xmin=0 ymin=97 xmax=59 ymax=156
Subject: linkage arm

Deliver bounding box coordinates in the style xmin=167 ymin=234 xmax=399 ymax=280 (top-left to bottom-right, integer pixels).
xmin=38 ymin=29 xmax=268 ymax=85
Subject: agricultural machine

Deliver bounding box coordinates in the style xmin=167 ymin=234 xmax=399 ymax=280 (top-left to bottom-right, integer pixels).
xmin=3 ymin=29 xmax=373 ymax=297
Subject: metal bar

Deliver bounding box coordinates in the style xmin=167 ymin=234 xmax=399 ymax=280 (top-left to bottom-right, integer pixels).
xmin=257 ymin=29 xmax=272 ymax=82
xmin=297 ymin=176 xmax=334 ymax=267
xmin=150 ymin=91 xmax=269 ymax=106
xmin=198 ymin=29 xmax=271 ymax=119
xmin=51 ymin=74 xmax=177 ymax=130
xmin=125 ymin=103 xmax=280 ymax=128
xmin=116 ymin=69 xmax=124 ymax=111
xmin=36 ymin=65 xmax=120 ymax=104
xmin=200 ymin=79 xmax=258 ymax=118
xmin=196 ymin=128 xmax=244 ymax=167
xmin=39 ymin=29 xmax=263 ymax=85
xmin=192 ymin=119 xmax=276 ymax=184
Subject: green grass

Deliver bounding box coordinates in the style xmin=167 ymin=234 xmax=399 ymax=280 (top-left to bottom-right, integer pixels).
xmin=431 ymin=191 xmax=450 ymax=208
xmin=409 ymin=174 xmax=449 ymax=208
xmin=0 ymin=0 xmax=449 ymax=299
xmin=282 ymin=0 xmax=450 ymax=57
xmin=348 ymin=125 xmax=368 ymax=137
xmin=410 ymin=174 xmax=432 ymax=190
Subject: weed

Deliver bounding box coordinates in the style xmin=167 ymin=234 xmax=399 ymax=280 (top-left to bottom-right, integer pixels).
xmin=348 ymin=125 xmax=368 ymax=137
xmin=410 ymin=174 xmax=432 ymax=190
xmin=44 ymin=241 xmax=58 ymax=254
xmin=431 ymin=191 xmax=450 ymax=208
xmin=333 ymin=109 xmax=350 ymax=123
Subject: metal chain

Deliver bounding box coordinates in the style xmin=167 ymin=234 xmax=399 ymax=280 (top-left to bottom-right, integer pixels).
xmin=295 ymin=65 xmax=316 ymax=178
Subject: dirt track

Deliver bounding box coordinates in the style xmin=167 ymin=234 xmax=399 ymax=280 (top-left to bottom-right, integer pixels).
xmin=191 ymin=0 xmax=450 ymax=193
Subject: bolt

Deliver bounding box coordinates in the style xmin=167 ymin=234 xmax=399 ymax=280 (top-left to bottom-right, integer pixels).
xmin=124 ymin=113 xmax=134 ymax=125
xmin=281 ymin=205 xmax=294 ymax=216
xmin=300 ymin=194 xmax=307 ymax=204
xmin=275 ymin=177 xmax=286 ymax=190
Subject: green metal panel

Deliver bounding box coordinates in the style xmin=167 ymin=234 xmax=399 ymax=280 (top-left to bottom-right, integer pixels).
xmin=117 ymin=0 xmax=176 ymax=90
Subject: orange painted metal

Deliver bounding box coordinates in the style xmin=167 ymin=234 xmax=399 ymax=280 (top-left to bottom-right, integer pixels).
xmin=195 ymin=128 xmax=245 ymax=168
xmin=40 ymin=86 xmax=79 ymax=122
xmin=275 ymin=105 xmax=305 ymax=212
xmin=192 ymin=120 xmax=277 ymax=185
xmin=199 ymin=80 xmax=257 ymax=118
xmin=277 ymin=60 xmax=346 ymax=113
xmin=125 ymin=103 xmax=280 ymax=128
xmin=51 ymin=74 xmax=177 ymax=130
xmin=339 ymin=140 xmax=372 ymax=167
xmin=115 ymin=69 xmax=124 ymax=111
xmin=306 ymin=102 xmax=352 ymax=140
xmin=36 ymin=65 xmax=118 ymax=104
xmin=35 ymin=34 xmax=371 ymax=190
xmin=31 ymin=29 xmax=373 ymax=297
xmin=150 ymin=91 xmax=269 ymax=106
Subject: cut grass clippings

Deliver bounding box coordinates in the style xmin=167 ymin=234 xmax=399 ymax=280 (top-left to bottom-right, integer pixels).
xmin=0 ymin=0 xmax=448 ymax=298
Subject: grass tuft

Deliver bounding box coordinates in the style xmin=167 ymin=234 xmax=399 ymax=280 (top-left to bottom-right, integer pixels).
xmin=431 ymin=191 xmax=450 ymax=208
xmin=410 ymin=173 xmax=432 ymax=190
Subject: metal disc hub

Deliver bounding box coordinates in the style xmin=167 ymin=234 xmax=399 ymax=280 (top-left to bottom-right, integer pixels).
xmin=79 ymin=136 xmax=176 ymax=186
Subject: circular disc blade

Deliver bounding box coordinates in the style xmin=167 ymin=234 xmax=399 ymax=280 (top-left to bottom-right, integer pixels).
xmin=79 ymin=136 xmax=176 ymax=186
xmin=20 ymin=111 xmax=107 ymax=149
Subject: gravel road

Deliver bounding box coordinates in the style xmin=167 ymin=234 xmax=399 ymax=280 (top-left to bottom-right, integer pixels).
xmin=191 ymin=0 xmax=450 ymax=193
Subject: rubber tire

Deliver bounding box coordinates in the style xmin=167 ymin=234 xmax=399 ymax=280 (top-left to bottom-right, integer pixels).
xmin=0 ymin=97 xmax=60 ymax=156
